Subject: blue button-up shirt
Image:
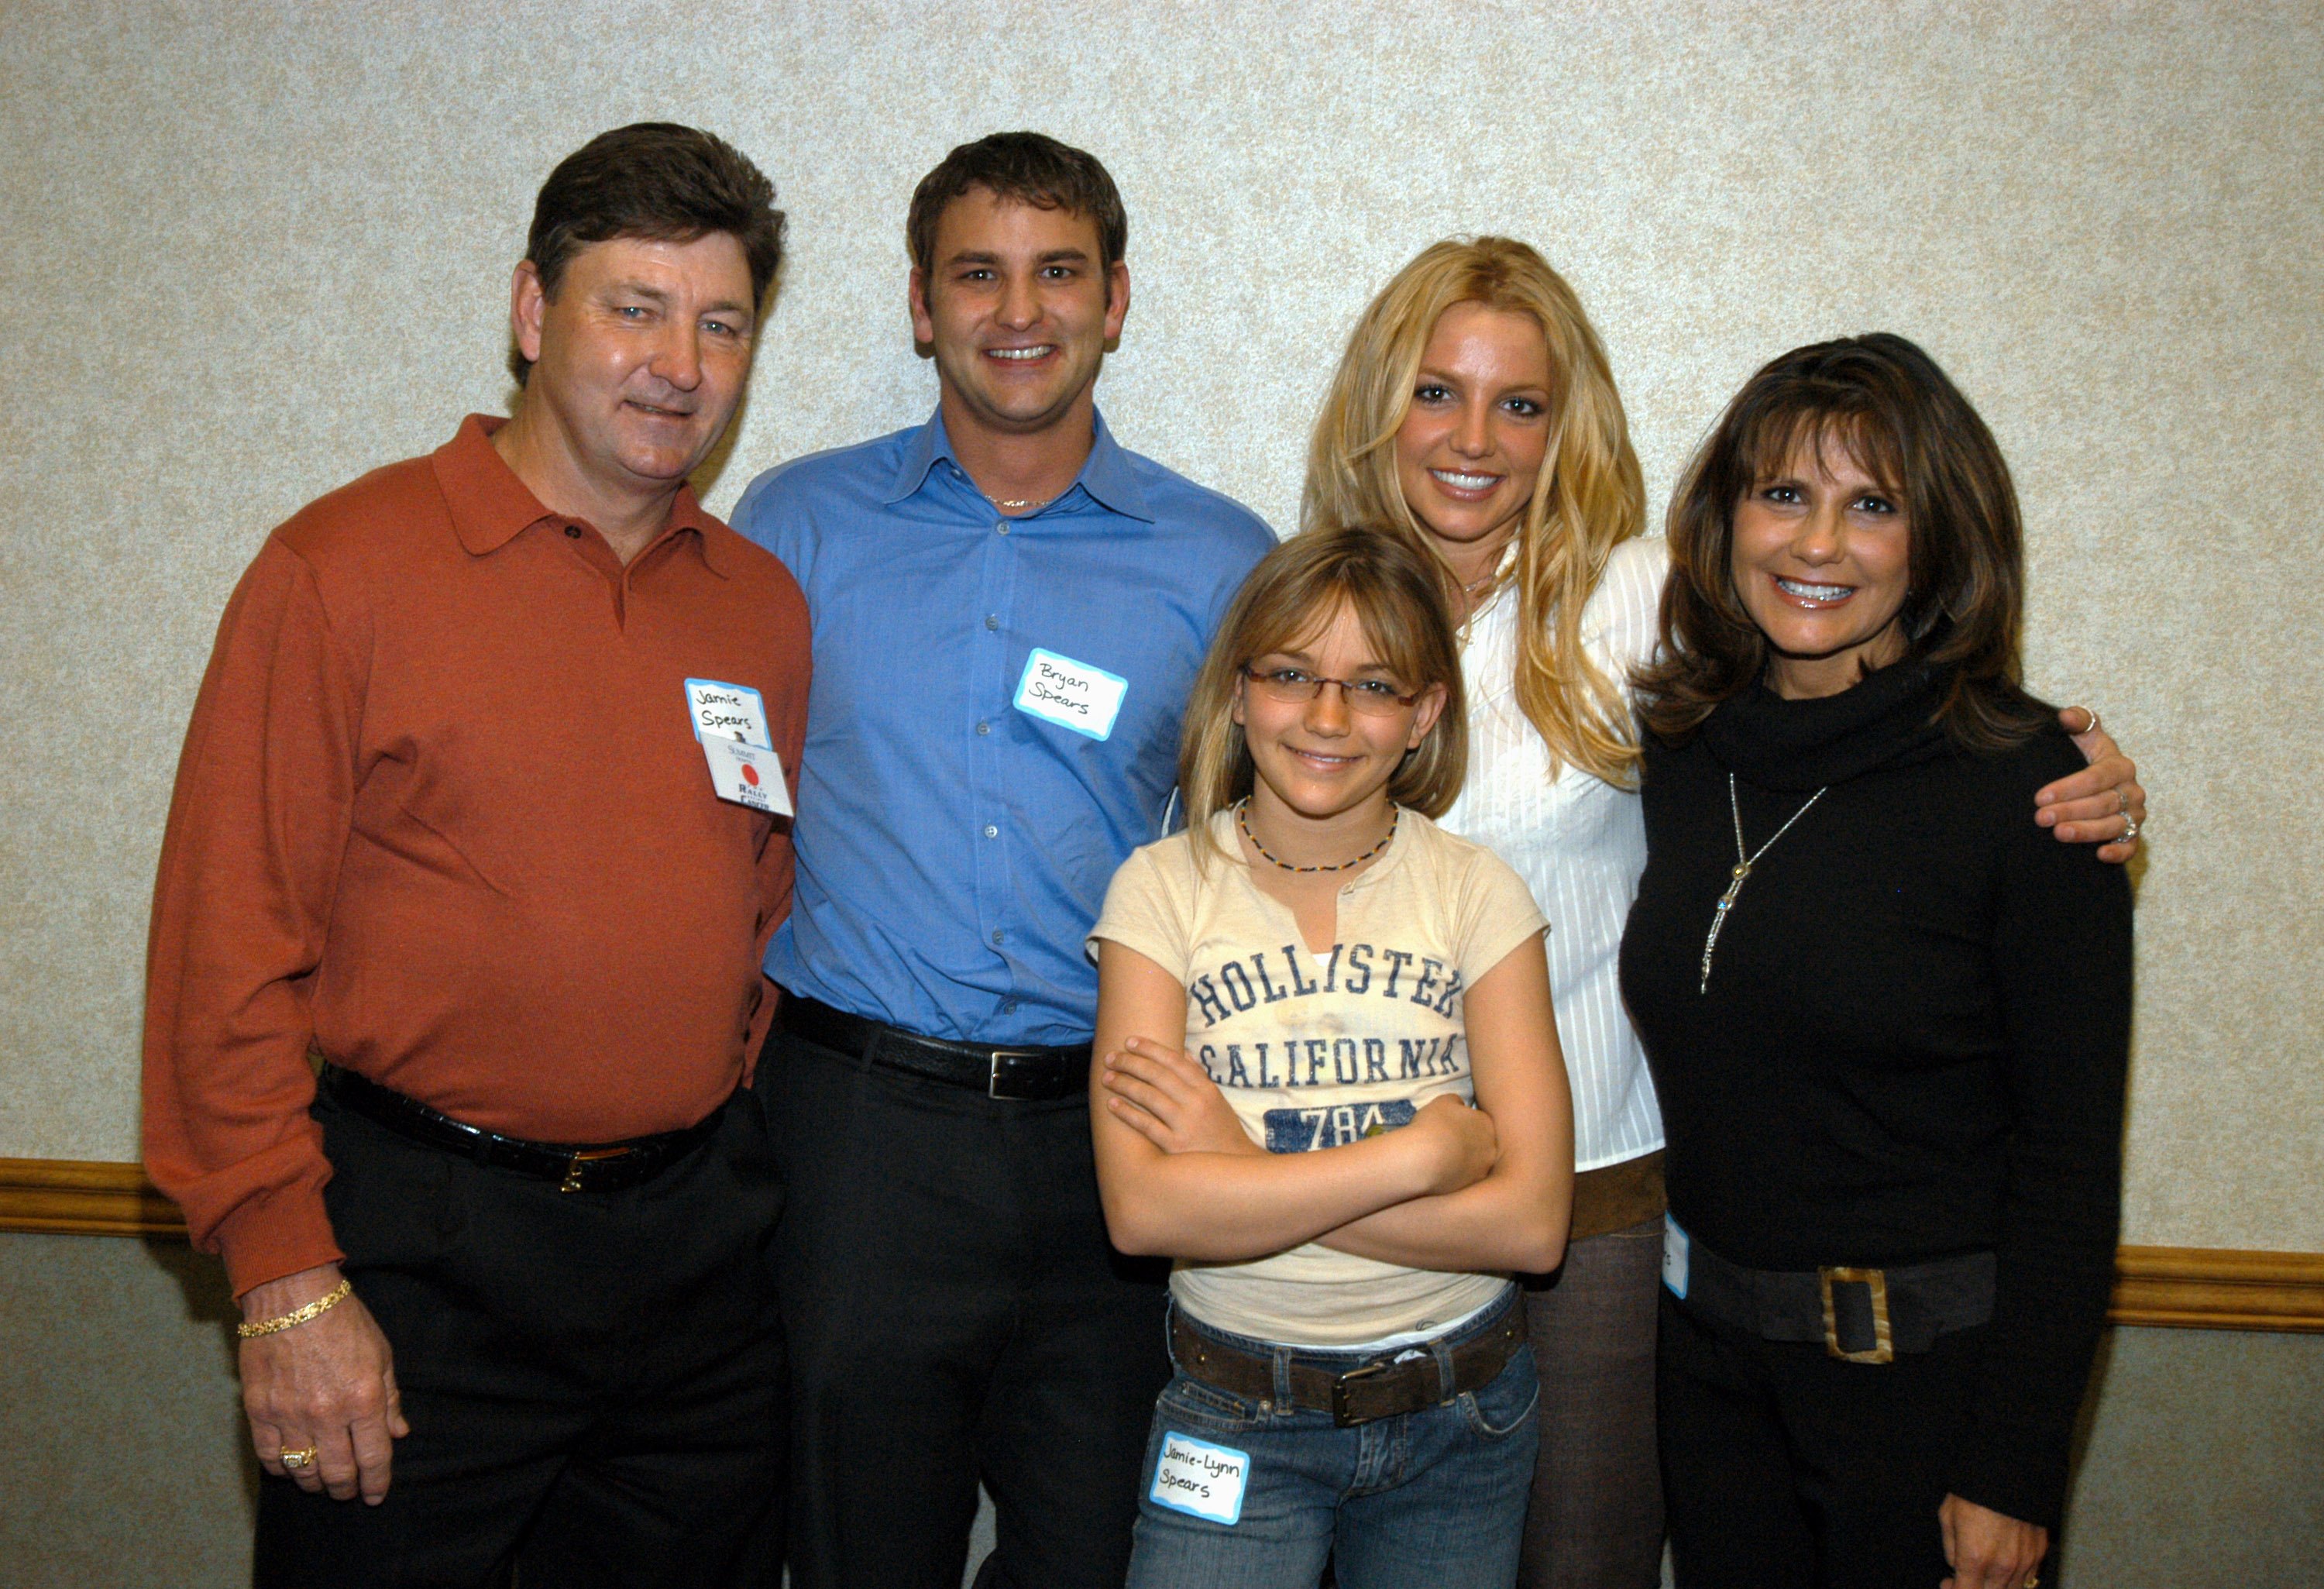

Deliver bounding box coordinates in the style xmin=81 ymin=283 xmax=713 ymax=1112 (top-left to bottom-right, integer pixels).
xmin=732 ymin=408 xmax=1277 ymax=1044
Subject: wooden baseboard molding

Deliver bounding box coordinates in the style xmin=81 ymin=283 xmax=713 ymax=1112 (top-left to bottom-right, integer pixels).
xmin=0 ymin=1157 xmax=187 ymax=1238
xmin=2108 ymin=1245 xmax=2324 ymax=1332
xmin=4 ymin=1158 xmax=2321 ymax=1331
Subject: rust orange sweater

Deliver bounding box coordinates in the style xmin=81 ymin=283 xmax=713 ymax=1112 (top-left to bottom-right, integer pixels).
xmin=143 ymin=417 xmax=810 ymax=1295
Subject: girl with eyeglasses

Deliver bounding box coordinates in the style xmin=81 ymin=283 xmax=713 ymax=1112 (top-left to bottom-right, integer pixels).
xmin=1086 ymin=523 xmax=1575 ymax=1588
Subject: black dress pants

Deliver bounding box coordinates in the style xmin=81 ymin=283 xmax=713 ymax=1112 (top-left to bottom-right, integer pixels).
xmin=1659 ymin=1289 xmax=2020 ymax=1589
xmin=254 ymin=1085 xmax=786 ymax=1588
xmin=759 ymin=1026 xmax=1171 ymax=1589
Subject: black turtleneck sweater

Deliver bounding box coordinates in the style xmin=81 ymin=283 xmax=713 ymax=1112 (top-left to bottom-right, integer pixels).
xmin=1620 ymin=662 xmax=2131 ymax=1530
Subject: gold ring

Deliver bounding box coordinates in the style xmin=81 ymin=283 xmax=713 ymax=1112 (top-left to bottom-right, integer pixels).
xmin=280 ymin=1446 xmax=318 ymax=1470
xmin=2025 ymin=1574 xmax=2040 ymax=1588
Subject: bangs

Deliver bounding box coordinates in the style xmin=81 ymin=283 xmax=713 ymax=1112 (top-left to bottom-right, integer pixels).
xmin=1243 ymin=577 xmax=1440 ymax=692
xmin=1734 ymin=400 xmax=1908 ymax=500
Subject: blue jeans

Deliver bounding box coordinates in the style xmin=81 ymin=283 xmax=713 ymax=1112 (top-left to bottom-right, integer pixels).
xmin=1125 ymin=1289 xmax=1540 ymax=1589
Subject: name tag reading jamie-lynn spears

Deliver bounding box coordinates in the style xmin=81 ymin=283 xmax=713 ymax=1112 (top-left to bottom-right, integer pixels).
xmin=1013 ymin=648 xmax=1128 ymax=741
xmin=1149 ymin=1431 xmax=1250 ymax=1526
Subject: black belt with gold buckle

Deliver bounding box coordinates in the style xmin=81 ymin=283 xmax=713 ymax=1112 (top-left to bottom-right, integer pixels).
xmin=1170 ymin=1297 xmax=1528 ymax=1427
xmin=1676 ymin=1233 xmax=1996 ymax=1363
xmin=779 ymin=995 xmax=1090 ymax=1102
xmin=318 ymin=1064 xmax=724 ymax=1192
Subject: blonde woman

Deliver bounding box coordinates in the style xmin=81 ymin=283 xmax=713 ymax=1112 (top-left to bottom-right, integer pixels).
xmin=1303 ymin=239 xmax=2146 ymax=1589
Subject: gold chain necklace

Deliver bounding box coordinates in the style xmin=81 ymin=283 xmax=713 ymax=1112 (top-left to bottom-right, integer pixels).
xmin=1699 ymin=773 xmax=1827 ymax=994
xmin=1237 ymin=800 xmax=1400 ymax=874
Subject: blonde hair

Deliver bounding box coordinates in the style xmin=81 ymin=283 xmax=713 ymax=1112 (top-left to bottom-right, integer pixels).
xmin=1303 ymin=237 xmax=1646 ymax=786
xmin=1181 ymin=525 xmax=1468 ymax=862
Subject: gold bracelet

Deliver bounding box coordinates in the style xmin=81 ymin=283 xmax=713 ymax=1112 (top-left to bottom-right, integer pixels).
xmin=236 ymin=1278 xmax=354 ymax=1339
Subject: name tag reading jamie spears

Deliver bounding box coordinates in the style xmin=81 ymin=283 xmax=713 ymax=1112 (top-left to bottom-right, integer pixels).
xmin=1149 ymin=1431 xmax=1250 ymax=1526
xmin=701 ymin=738 xmax=792 ymax=817
xmin=1013 ymin=648 xmax=1128 ymax=741
xmin=683 ymin=678 xmax=774 ymax=751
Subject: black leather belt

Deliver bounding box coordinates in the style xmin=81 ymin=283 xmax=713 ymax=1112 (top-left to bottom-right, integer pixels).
xmin=319 ymin=1065 xmax=725 ymax=1193
xmin=1171 ymin=1295 xmax=1527 ymax=1427
xmin=779 ymin=995 xmax=1090 ymax=1102
xmin=1676 ymin=1233 xmax=1996 ymax=1363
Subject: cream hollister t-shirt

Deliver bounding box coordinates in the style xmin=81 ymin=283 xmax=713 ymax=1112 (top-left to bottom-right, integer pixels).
xmin=1090 ymin=807 xmax=1549 ymax=1347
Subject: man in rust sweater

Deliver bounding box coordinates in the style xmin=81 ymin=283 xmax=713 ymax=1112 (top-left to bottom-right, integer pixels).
xmin=142 ymin=124 xmax=808 ymax=1585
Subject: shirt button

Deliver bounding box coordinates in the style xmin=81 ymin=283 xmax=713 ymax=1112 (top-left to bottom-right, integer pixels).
xmin=1001 ymin=999 xmax=1019 ymax=1014
xmin=983 ymin=824 xmax=999 ymax=839
xmin=992 ymin=930 xmax=1006 ymax=946
xmin=984 ymin=614 xmax=999 ymax=631
xmin=976 ymin=721 xmax=991 ymax=735
xmin=995 ymin=521 xmax=1009 ymax=535
xmin=563 ymin=525 xmax=582 ymax=539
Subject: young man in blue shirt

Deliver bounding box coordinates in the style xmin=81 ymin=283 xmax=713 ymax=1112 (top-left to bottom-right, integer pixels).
xmin=732 ymin=132 xmax=1276 ymax=1589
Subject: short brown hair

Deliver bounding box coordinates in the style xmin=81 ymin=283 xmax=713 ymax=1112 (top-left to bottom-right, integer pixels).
xmin=517 ymin=122 xmax=786 ymax=382
xmin=1635 ymin=332 xmax=2047 ymax=749
xmin=1181 ymin=525 xmax=1469 ymax=862
xmin=906 ymin=132 xmax=1126 ymax=277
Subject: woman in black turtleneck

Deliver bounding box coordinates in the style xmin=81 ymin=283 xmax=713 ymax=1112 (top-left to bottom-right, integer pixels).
xmin=1621 ymin=335 xmax=2131 ymax=1589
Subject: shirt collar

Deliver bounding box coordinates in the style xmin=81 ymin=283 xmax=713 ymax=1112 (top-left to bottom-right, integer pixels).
xmin=883 ymin=404 xmax=1155 ymax=524
xmin=432 ymin=414 xmax=729 ymax=576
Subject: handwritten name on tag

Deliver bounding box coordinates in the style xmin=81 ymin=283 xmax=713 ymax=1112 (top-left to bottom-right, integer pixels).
xmin=1662 ymin=1214 xmax=1690 ymax=1300
xmin=702 ymin=738 xmax=792 ymax=817
xmin=1149 ymin=1431 xmax=1250 ymax=1526
xmin=684 ymin=678 xmax=773 ymax=750
xmin=1012 ymin=648 xmax=1127 ymax=741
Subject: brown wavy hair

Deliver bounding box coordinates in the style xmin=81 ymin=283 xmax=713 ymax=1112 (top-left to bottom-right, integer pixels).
xmin=1635 ymin=332 xmax=2046 ymax=749
xmin=1181 ymin=525 xmax=1468 ymax=863
xmin=1303 ymin=237 xmax=1645 ymax=786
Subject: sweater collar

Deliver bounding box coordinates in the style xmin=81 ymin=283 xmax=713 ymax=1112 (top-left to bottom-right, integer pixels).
xmin=1698 ymin=659 xmax=1951 ymax=790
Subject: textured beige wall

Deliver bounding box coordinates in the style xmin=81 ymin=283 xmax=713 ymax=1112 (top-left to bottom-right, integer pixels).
xmin=1 ymin=0 xmax=2318 ymax=1248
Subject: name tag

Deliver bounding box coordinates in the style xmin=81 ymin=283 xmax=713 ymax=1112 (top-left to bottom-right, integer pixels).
xmin=702 ymin=738 xmax=792 ymax=817
xmin=1013 ymin=648 xmax=1127 ymax=741
xmin=1149 ymin=1431 xmax=1249 ymax=1526
xmin=684 ymin=678 xmax=773 ymax=750
xmin=1662 ymin=1213 xmax=1690 ymax=1300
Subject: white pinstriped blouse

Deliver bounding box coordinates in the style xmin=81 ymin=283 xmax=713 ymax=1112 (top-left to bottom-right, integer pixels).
xmin=1439 ymin=534 xmax=1671 ymax=1171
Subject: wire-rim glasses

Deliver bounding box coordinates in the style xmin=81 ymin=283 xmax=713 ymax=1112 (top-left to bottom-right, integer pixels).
xmin=1241 ymin=664 xmax=1423 ymax=716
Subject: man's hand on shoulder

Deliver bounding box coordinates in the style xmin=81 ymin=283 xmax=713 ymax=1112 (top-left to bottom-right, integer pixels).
xmin=238 ymin=1262 xmax=407 ymax=1505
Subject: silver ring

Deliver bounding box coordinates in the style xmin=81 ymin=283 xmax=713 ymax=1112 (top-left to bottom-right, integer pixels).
xmin=2116 ymin=788 xmax=2129 ymax=815
xmin=2120 ymin=816 xmax=2140 ymax=844
xmin=2077 ymin=706 xmax=2103 ymax=736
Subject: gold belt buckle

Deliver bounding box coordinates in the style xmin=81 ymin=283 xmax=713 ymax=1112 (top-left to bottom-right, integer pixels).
xmin=1819 ymin=1266 xmax=1894 ymax=1363
xmin=559 ymin=1146 xmax=633 ymax=1193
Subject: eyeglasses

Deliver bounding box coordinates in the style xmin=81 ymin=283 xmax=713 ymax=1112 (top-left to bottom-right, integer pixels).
xmin=1242 ymin=665 xmax=1424 ymax=716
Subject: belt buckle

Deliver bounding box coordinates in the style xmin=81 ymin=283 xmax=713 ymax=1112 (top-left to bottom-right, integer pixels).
xmin=986 ymin=1048 xmax=1050 ymax=1100
xmin=559 ymin=1146 xmax=633 ymax=1193
xmin=1329 ymin=1360 xmax=1391 ymax=1427
xmin=1819 ymin=1265 xmax=1894 ymax=1364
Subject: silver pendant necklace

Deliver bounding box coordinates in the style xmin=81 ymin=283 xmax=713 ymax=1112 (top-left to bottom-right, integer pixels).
xmin=1699 ymin=772 xmax=1827 ymax=994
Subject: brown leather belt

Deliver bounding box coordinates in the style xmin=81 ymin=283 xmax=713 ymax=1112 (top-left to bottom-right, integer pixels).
xmin=1170 ymin=1295 xmax=1527 ymax=1427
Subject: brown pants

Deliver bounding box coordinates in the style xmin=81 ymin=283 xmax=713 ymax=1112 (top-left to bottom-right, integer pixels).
xmin=1518 ymin=1212 xmax=1668 ymax=1589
